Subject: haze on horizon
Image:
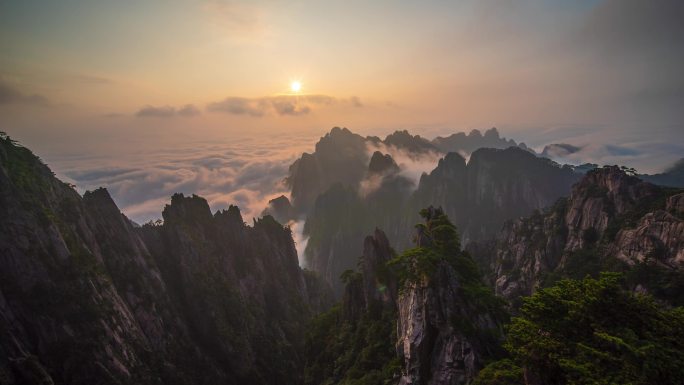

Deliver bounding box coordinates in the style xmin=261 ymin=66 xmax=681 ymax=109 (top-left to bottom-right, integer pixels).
xmin=1 ymin=0 xmax=683 ymax=222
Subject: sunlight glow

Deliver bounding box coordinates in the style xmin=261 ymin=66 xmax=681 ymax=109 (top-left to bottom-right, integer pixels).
xmin=290 ymin=81 xmax=302 ymax=93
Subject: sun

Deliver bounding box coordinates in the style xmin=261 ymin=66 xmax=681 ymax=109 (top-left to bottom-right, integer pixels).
xmin=290 ymin=81 xmax=302 ymax=93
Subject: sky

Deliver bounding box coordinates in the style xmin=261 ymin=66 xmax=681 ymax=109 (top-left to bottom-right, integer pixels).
xmin=1 ymin=0 xmax=683 ymax=222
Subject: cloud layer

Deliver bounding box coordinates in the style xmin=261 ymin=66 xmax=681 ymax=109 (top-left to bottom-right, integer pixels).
xmin=50 ymin=134 xmax=317 ymax=224
xmin=0 ymin=81 xmax=49 ymax=106
xmin=207 ymin=94 xmax=361 ymax=117
xmin=136 ymin=104 xmax=200 ymax=118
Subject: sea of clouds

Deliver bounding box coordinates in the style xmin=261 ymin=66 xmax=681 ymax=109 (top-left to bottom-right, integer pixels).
xmin=47 ymin=133 xmax=317 ymax=225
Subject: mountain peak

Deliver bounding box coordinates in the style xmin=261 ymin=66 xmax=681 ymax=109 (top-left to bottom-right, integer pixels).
xmin=384 ymin=130 xmax=437 ymax=153
xmin=162 ymin=193 xmax=213 ymax=225
xmin=261 ymin=195 xmax=295 ymax=223
xmin=483 ymin=127 xmax=500 ymax=139
xmin=368 ymin=151 xmax=400 ymax=175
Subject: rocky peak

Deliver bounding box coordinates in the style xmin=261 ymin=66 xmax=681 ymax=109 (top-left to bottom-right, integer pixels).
xmin=572 ymin=166 xmax=657 ymax=208
xmin=162 ymin=193 xmax=213 ymax=227
xmin=288 ymin=127 xmax=369 ymax=214
xmin=395 ymin=209 xmax=506 ymax=385
xmin=432 ymin=152 xmax=467 ymax=177
xmin=340 ymin=228 xmax=397 ymax=321
xmin=214 ymin=204 xmax=245 ymax=227
xmin=564 ymin=166 xmax=660 ymax=250
xmin=463 ymin=147 xmax=579 ymax=240
xmin=431 ymin=127 xmax=523 ymax=154
xmin=368 ymin=151 xmax=400 ymax=175
xmin=482 ymin=127 xmax=499 ymax=139
xmin=414 ymin=154 xmax=467 ymax=218
xmin=261 ymin=195 xmax=295 ymax=224
xmin=474 ymin=165 xmax=684 ymax=304
xmin=315 ymin=126 xmax=367 ymax=155
xmin=667 ymin=192 xmax=684 ymax=215
xmin=384 ymin=130 xmax=437 ymax=153
xmin=360 ymin=228 xmax=397 ymax=307
xmin=82 ymin=187 xmax=121 ymax=218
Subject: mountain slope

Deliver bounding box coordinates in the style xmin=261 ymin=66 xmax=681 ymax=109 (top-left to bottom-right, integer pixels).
xmin=469 ymin=165 xmax=684 ymax=305
xmin=305 ymin=208 xmax=507 ymax=385
xmin=299 ymin=133 xmax=580 ymax=294
xmin=0 ymin=135 xmax=331 ymax=385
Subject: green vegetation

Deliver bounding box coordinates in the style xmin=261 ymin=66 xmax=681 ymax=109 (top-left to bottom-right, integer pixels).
xmin=539 ymin=181 xmax=684 ymax=304
xmin=389 ymin=207 xmax=506 ymax=317
xmin=475 ymin=274 xmax=684 ymax=385
xmin=304 ymin=304 xmax=400 ymax=385
xmin=472 ymin=359 xmax=523 ymax=385
xmin=604 ymin=186 xmax=681 ymax=241
xmin=1 ymin=133 xmax=50 ymax=204
xmin=625 ymin=259 xmax=684 ymax=307
xmin=305 ymin=208 xmax=510 ymax=385
xmin=390 ymin=207 xmax=468 ymax=285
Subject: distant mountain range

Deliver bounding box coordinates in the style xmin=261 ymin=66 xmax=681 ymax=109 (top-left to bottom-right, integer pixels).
xmin=284 ymin=128 xmax=683 ymax=294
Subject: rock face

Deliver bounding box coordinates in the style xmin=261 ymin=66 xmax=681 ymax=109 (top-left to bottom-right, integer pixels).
xmin=340 ymin=228 xmax=398 ymax=318
xmin=261 ymin=194 xmax=296 ymax=223
xmin=326 ymin=210 xmax=505 ymax=385
xmin=287 ymin=127 xmax=370 ymax=214
xmin=455 ymin=147 xmax=578 ymax=242
xmin=385 ymin=130 xmax=438 ymax=154
xmin=610 ymin=194 xmax=684 ymax=267
xmin=471 ymin=166 xmax=684 ymax=303
xmin=393 ymin=208 xmax=505 ymax=385
xmin=563 ymin=166 xmax=660 ymax=251
xmin=299 ymin=134 xmax=580 ymax=294
xmin=413 ymin=152 xmax=468 ymax=232
xmin=368 ymin=151 xmax=400 ymax=175
xmin=360 ymin=229 xmax=398 ymax=307
xmin=0 ymin=136 xmax=332 ymax=385
xmin=396 ymin=262 xmax=501 ymax=385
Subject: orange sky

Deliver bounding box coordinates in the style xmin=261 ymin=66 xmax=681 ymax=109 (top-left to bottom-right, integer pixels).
xmin=1 ymin=0 xmax=683 ymax=175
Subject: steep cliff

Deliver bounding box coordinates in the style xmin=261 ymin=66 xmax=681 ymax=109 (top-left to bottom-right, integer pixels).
xmin=139 ymin=195 xmax=326 ymax=384
xmin=304 ymin=229 xmax=400 ymax=385
xmin=392 ymin=208 xmax=506 ymax=385
xmin=472 ymin=166 xmax=684 ymax=305
xmin=261 ymin=194 xmax=296 ymax=223
xmin=0 ymin=135 xmax=331 ymax=385
xmin=461 ymin=147 xmax=579 ymax=242
xmin=287 ymin=127 xmax=444 ymax=215
xmin=286 ymin=127 xmax=370 ymax=214
xmin=301 ymin=136 xmax=579 ymax=294
xmin=305 ymin=208 xmax=507 ymax=385
xmin=0 ymin=136 xmax=184 ymax=384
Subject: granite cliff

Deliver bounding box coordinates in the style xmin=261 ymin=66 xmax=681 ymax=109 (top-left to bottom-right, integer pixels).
xmin=0 ymin=135 xmax=332 ymax=385
xmin=469 ymin=166 xmax=684 ymax=305
xmin=293 ymin=128 xmax=579 ymax=294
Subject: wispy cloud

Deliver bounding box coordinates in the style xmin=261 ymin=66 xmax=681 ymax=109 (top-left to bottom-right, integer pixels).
xmin=207 ymin=94 xmax=362 ymax=117
xmin=136 ymin=104 xmax=200 ymax=118
xmin=202 ymin=0 xmax=270 ymax=43
xmin=177 ymin=104 xmax=201 ymax=117
xmin=534 ymin=129 xmax=684 ymax=174
xmin=0 ymin=81 xmax=49 ymax=107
